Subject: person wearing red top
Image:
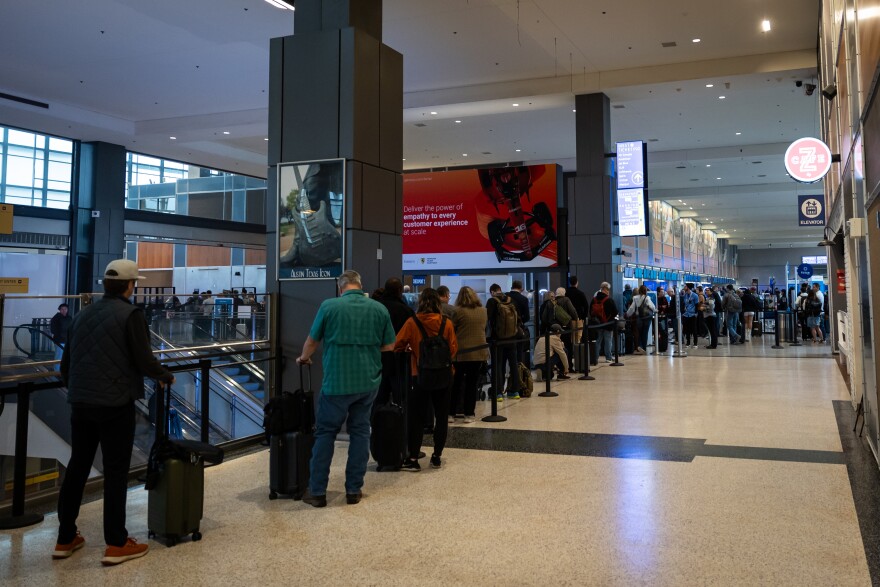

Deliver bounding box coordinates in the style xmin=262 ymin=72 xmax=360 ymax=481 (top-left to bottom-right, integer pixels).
xmin=394 ymin=288 xmax=458 ymax=471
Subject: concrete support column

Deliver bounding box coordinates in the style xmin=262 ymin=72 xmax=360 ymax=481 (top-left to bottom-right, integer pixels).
xmin=266 ymin=0 xmax=403 ymax=391
xmin=567 ymin=93 xmax=622 ymax=300
xmin=69 ymin=141 xmax=127 ymax=294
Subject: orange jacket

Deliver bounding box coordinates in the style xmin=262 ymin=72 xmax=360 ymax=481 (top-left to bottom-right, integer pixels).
xmin=394 ymin=313 xmax=458 ymax=375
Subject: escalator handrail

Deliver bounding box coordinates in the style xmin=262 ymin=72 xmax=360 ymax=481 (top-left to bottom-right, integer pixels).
xmin=6 ymin=324 xmax=59 ymax=361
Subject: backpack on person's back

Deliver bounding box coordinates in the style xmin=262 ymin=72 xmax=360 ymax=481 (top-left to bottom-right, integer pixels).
xmin=412 ymin=315 xmax=453 ymax=390
xmin=494 ymin=297 xmax=520 ymax=339
xmin=552 ymin=299 xmax=572 ymax=326
xmin=727 ymin=294 xmax=743 ymax=312
xmin=589 ymin=297 xmax=608 ymax=325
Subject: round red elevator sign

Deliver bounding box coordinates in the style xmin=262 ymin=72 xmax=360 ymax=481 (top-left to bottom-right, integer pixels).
xmin=784 ymin=137 xmax=832 ymax=183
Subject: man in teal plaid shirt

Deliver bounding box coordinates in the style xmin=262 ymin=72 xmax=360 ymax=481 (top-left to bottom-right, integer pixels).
xmin=297 ymin=270 xmax=395 ymax=507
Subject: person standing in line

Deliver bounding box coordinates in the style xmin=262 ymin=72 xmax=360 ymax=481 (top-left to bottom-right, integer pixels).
xmin=486 ymin=283 xmax=522 ymax=400
xmin=436 ymin=285 xmax=457 ymax=319
xmin=588 ymin=281 xmax=619 ymax=362
xmin=297 ymin=270 xmax=395 ymax=507
xmin=722 ymin=284 xmax=743 ymax=344
xmin=394 ymin=288 xmax=458 ymax=470
xmin=711 ymin=285 xmax=725 ymax=337
xmin=49 ymin=303 xmax=73 ymax=369
xmin=805 ymin=289 xmax=825 ymax=343
xmin=666 ymin=286 xmax=678 ymax=344
xmin=449 ymin=286 xmax=488 ymax=424
xmin=741 ymin=286 xmax=761 ymax=341
xmin=680 ymin=284 xmax=699 ymax=348
xmin=703 ymin=291 xmax=718 ymax=349
xmin=506 ymin=280 xmax=531 ymax=364
xmin=695 ymin=286 xmax=708 ymax=341
xmin=566 ymin=276 xmax=589 ymax=345
xmin=625 ymin=285 xmax=655 ymax=355
xmin=53 ymin=260 xmax=174 ymax=565
xmin=402 ymin=285 xmax=418 ymax=311
xmin=373 ymin=277 xmax=415 ymax=411
xmin=553 ymin=287 xmax=579 ymax=370
xmin=622 ymin=284 xmax=634 ymax=312
xmin=812 ymin=283 xmax=827 ymax=341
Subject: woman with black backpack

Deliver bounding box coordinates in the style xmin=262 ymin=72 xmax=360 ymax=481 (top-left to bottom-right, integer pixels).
xmin=394 ymin=288 xmax=458 ymax=471
xmin=805 ymin=290 xmax=825 ymax=343
xmin=624 ymin=285 xmax=656 ymax=355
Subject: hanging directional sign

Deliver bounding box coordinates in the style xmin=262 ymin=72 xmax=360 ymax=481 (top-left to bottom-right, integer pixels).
xmin=798 ymin=195 xmax=825 ymax=226
xmin=797 ymin=263 xmax=814 ymax=279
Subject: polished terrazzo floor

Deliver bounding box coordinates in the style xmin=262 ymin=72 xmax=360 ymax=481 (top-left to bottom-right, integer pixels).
xmin=2 ymin=340 xmax=873 ymax=586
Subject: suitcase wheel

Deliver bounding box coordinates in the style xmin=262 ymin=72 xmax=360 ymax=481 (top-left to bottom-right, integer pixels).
xmin=148 ymin=530 xmax=155 ymax=539
xmin=192 ymin=531 xmax=202 ymax=542
xmin=167 ymin=535 xmax=178 ymax=547
xmin=292 ymin=491 xmax=304 ymax=501
xmin=269 ymin=491 xmax=278 ymax=500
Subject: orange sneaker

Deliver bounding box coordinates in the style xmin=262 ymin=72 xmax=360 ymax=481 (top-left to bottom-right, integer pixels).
xmin=101 ymin=537 xmax=148 ymax=566
xmin=53 ymin=532 xmax=85 ymax=559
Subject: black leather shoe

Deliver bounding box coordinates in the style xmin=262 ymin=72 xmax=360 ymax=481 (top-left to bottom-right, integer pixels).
xmin=302 ymin=490 xmax=327 ymax=508
xmin=346 ymin=492 xmax=363 ymax=505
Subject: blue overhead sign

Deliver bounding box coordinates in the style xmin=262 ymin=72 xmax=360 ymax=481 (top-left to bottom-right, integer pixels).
xmin=798 ymin=195 xmax=825 ymax=226
xmin=797 ymin=263 xmax=814 ymax=279
xmin=616 ymin=141 xmax=646 ymax=190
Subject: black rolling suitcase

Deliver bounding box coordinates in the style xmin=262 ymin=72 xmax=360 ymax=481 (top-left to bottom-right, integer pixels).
xmin=371 ymin=352 xmax=409 ymax=471
xmin=147 ymin=382 xmax=224 ymax=547
xmin=658 ymin=318 xmax=668 ymax=352
xmin=268 ymin=365 xmax=315 ymax=500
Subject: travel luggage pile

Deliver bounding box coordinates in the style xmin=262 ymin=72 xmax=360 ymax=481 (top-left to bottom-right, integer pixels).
xmin=371 ymin=352 xmax=410 ymax=471
xmin=267 ymin=365 xmax=315 ymax=500
xmin=147 ymin=382 xmax=224 ymax=547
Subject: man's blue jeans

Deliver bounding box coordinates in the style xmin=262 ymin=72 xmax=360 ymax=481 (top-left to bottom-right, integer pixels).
xmin=309 ymin=389 xmax=377 ymax=496
xmin=598 ymin=329 xmax=614 ymax=360
xmin=726 ymin=313 xmax=740 ymax=342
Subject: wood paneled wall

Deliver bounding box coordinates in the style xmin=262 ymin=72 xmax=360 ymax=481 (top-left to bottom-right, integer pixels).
xmin=187 ymin=245 xmax=231 ymax=267
xmin=137 ymin=242 xmax=173 ymax=269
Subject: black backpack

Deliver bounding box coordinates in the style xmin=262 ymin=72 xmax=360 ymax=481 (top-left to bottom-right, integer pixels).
xmin=412 ymin=315 xmax=453 ymax=391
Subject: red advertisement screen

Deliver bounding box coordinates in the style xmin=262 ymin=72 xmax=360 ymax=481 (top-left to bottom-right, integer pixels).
xmin=402 ymin=164 xmax=559 ymax=271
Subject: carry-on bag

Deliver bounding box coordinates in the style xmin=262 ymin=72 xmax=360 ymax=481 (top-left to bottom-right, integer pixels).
xmin=147 ymin=382 xmax=224 ymax=547
xmin=573 ymin=342 xmax=585 ymax=372
xmin=371 ymin=352 xmax=409 ymax=471
xmin=269 ymin=364 xmax=316 ymax=500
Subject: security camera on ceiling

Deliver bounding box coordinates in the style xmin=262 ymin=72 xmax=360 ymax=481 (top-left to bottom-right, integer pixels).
xmin=804 ymin=83 xmax=816 ymax=96
xmin=795 ymin=80 xmax=803 ymax=88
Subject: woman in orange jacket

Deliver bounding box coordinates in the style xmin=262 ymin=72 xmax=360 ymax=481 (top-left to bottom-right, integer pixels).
xmin=394 ymin=288 xmax=458 ymax=471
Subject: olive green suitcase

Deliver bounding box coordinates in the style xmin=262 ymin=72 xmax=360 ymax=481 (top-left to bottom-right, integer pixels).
xmin=147 ymin=454 xmax=204 ymax=546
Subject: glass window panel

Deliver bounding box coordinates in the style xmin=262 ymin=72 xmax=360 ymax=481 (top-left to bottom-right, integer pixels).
xmin=49 ymin=137 xmax=73 ymax=153
xmin=47 ymin=160 xmax=69 ymax=181
xmin=6 ymin=156 xmax=36 ymax=186
xmin=7 ymin=129 xmax=35 ymax=146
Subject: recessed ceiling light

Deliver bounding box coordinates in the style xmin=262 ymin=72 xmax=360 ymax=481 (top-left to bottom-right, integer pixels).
xmin=735 ymin=132 xmax=742 ymax=135
xmin=701 ymin=203 xmax=705 ymax=206
xmin=462 ymin=153 xmax=468 ymax=157
xmin=515 ymin=149 xmax=521 ymax=152
xmin=761 ymin=19 xmax=771 ymax=32
xmin=706 ymin=83 xmax=714 ymax=88
xmin=430 ymin=111 xmax=438 ymax=115
xmin=693 ymin=38 xmax=701 ymax=43
xmin=716 ymin=177 xmax=721 ymax=180
xmin=679 ymin=200 xmax=683 ymax=203
xmin=455 ymin=120 xmax=461 ymax=124
xmin=706 ymin=164 xmax=711 ymax=167
xmin=718 ymin=96 xmax=726 ymax=100
xmin=169 ymin=136 xmax=177 ymax=140
xmin=402 ymin=158 xmax=406 ymax=161
xmin=223 ymin=131 xmax=230 ymax=135
xmin=512 ymin=103 xmax=520 ymax=107
xmin=572 ymin=109 xmax=577 ymax=112
xmin=264 ymin=138 xmax=269 ymax=141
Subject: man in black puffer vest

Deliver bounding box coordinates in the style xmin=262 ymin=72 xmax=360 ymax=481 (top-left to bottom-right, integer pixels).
xmin=54 ymin=259 xmax=174 ymax=566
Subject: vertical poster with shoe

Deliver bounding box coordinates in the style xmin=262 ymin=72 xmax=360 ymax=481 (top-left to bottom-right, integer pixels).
xmin=402 ymin=164 xmax=559 ymax=271
xmin=277 ymin=159 xmax=344 ymax=280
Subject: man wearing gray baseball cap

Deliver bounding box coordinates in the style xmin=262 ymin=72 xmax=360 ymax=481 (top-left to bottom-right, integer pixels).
xmin=53 ymin=259 xmax=174 ymax=565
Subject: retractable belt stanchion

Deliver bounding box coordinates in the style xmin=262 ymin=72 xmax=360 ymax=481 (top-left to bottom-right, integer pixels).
xmin=672 ymin=307 xmax=687 ymax=358
xmin=771 ymin=312 xmax=784 ymax=349
xmin=651 ymin=312 xmax=660 ymax=355
xmin=610 ymin=323 xmax=623 ymax=366
xmin=482 ymin=341 xmax=507 ymax=422
xmin=790 ymin=309 xmax=803 ymax=347
xmin=538 ymin=332 xmax=559 ymax=397
xmin=0 ymin=382 xmax=45 ymax=530
xmin=579 ymin=324 xmax=595 ymax=381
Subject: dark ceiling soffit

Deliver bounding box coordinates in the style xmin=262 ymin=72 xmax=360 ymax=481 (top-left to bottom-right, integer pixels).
xmin=12 ymin=204 xmax=70 ymax=220
xmin=0 ymin=92 xmax=49 ymax=109
xmin=124 ymin=209 xmax=266 ymax=234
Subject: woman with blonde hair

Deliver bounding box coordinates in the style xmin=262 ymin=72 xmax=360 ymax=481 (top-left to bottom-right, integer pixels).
xmin=624 ymin=284 xmax=655 ymax=354
xmin=449 ymin=286 xmax=488 ymax=424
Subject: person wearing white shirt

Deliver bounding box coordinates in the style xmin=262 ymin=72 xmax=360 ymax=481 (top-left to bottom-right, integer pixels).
xmin=624 ymin=285 xmax=656 ymax=355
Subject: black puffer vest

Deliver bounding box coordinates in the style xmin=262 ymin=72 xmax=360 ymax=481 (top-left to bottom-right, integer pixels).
xmin=67 ymin=296 xmax=143 ymax=406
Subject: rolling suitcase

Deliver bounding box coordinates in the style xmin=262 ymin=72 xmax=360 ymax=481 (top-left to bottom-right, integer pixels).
xmin=269 ymin=364 xmax=315 ymax=500
xmin=658 ymin=318 xmax=668 ymax=352
xmin=147 ymin=382 xmax=224 ymax=547
xmin=371 ymin=352 xmax=409 ymax=471
xmin=573 ymin=342 xmax=585 ymax=371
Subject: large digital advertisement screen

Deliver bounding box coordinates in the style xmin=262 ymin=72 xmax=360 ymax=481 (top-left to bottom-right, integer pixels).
xmin=402 ymin=164 xmax=559 ymax=271
xmin=277 ymin=159 xmax=344 ymax=280
xmin=618 ymin=187 xmax=648 ymax=237
xmin=616 ymin=141 xmax=645 ymax=190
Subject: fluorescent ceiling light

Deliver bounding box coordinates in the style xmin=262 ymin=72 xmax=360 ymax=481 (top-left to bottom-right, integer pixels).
xmin=735 ymin=132 xmax=742 ymax=135
xmin=169 ymin=136 xmax=176 ymax=140
xmin=515 ymin=149 xmax=522 ymax=152
xmin=455 ymin=120 xmax=461 ymax=123
xmin=761 ymin=19 xmax=771 ymax=32
xmin=706 ymin=84 xmax=714 ymax=88
xmin=430 ymin=111 xmax=438 ymax=115
xmin=718 ymin=96 xmax=726 ymax=99
xmin=264 ymin=0 xmax=294 ymax=9
xmin=512 ymin=103 xmax=520 ymax=107
xmin=462 ymin=153 xmax=468 ymax=157
xmin=223 ymin=131 xmax=230 ymax=135
xmin=692 ymin=38 xmax=701 ymax=43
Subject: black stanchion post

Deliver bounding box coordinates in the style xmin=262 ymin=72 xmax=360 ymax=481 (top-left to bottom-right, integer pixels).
xmin=579 ymin=325 xmax=595 ymax=381
xmin=790 ymin=309 xmax=802 ymax=347
xmin=199 ymin=359 xmax=211 ymax=443
xmin=0 ymin=383 xmax=45 ymax=530
xmin=482 ymin=341 xmax=507 ymax=422
xmin=611 ymin=324 xmax=623 ymax=366
xmin=538 ymin=332 xmax=559 ymax=397
xmin=772 ymin=311 xmax=784 ymax=349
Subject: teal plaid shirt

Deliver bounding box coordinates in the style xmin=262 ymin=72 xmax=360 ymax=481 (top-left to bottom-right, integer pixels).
xmin=309 ymin=289 xmax=395 ymax=395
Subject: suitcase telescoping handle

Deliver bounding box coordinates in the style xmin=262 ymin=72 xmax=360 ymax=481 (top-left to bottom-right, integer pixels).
xmin=153 ymin=380 xmax=172 ymax=441
xmin=299 ymin=362 xmax=311 ymax=393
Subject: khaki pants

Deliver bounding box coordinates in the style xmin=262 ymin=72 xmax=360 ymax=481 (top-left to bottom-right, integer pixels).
xmin=572 ymin=319 xmax=584 ymax=344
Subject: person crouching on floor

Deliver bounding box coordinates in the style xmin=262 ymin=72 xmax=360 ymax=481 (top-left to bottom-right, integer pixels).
xmin=532 ymin=324 xmax=570 ymax=381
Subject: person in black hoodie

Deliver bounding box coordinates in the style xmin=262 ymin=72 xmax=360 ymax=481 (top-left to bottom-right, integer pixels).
xmin=588 ymin=282 xmax=619 ymax=362
xmin=374 ymin=277 xmax=416 ymax=412
xmin=566 ymin=276 xmax=589 ymax=345
xmin=506 ymin=280 xmax=531 ymax=363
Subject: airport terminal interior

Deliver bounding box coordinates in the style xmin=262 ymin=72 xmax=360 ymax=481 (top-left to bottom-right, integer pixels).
xmin=2 ymin=0 xmax=880 ymax=585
